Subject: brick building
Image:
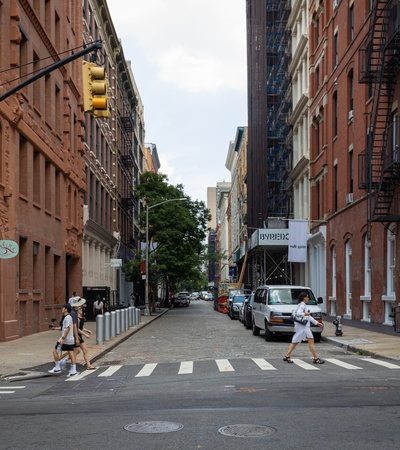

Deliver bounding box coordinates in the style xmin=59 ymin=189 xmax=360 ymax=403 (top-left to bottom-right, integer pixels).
xmin=0 ymin=1 xmax=84 ymax=340
xmin=309 ymin=0 xmax=400 ymax=324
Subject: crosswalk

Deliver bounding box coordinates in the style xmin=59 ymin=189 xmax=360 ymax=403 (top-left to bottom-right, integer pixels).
xmin=0 ymin=386 xmax=26 ymax=396
xmin=64 ymin=357 xmax=400 ymax=381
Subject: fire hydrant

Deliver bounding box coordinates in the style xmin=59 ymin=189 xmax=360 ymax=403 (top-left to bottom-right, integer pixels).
xmin=333 ymin=316 xmax=343 ymax=336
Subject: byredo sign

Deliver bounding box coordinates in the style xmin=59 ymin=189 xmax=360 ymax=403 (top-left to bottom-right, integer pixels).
xmin=250 ymin=229 xmax=289 ymax=248
xmin=258 ymin=229 xmax=289 ymax=245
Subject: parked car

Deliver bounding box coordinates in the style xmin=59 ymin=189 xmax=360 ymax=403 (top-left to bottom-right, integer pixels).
xmin=251 ymin=285 xmax=323 ymax=341
xmin=238 ymin=297 xmax=248 ymax=323
xmin=242 ymin=293 xmax=255 ymax=329
xmin=173 ymin=292 xmax=190 ymax=307
xmin=228 ymin=294 xmax=249 ymax=319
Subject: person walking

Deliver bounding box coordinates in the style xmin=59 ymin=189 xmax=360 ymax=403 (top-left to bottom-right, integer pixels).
xmin=283 ymin=292 xmax=325 ymax=364
xmin=93 ymin=295 xmax=104 ymax=318
xmin=76 ymin=305 xmax=96 ymax=369
xmin=48 ymin=304 xmax=78 ymax=376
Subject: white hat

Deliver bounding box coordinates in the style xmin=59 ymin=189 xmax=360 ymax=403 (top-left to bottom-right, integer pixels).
xmin=71 ymin=296 xmax=86 ymax=307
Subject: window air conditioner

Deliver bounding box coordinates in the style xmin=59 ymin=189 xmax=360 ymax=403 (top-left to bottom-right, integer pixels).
xmin=346 ymin=193 xmax=354 ymax=204
xmin=348 ymin=110 xmax=354 ymax=121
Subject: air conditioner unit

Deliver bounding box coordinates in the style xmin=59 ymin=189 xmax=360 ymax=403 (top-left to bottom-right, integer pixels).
xmin=348 ymin=110 xmax=354 ymax=121
xmin=346 ymin=193 xmax=354 ymax=204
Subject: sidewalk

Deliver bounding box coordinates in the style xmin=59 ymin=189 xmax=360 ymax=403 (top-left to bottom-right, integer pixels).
xmin=1 ymin=310 xmax=400 ymax=380
xmin=0 ymin=308 xmax=169 ymax=380
xmin=321 ymin=318 xmax=400 ymax=360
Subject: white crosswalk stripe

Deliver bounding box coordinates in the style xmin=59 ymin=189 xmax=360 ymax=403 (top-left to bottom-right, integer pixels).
xmin=292 ymin=359 xmax=320 ymax=370
xmin=178 ymin=361 xmax=193 ymax=374
xmin=98 ymin=365 xmax=122 ymax=377
xmin=252 ymin=358 xmax=277 ymax=370
xmin=135 ymin=363 xmax=157 ymax=377
xmin=0 ymin=386 xmax=26 ymax=395
xmin=215 ymin=359 xmax=235 ymax=372
xmin=325 ymin=358 xmax=363 ymax=369
xmin=362 ymin=358 xmax=400 ymax=369
xmin=66 ymin=368 xmax=100 ymax=381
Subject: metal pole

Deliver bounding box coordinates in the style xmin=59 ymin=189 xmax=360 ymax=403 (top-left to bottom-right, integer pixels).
xmin=145 ymin=204 xmax=150 ymax=316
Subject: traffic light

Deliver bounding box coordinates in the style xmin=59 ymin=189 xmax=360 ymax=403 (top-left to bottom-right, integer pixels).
xmin=82 ymin=61 xmax=111 ymax=118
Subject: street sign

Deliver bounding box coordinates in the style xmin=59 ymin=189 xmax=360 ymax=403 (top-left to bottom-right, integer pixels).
xmin=110 ymin=258 xmax=122 ymax=267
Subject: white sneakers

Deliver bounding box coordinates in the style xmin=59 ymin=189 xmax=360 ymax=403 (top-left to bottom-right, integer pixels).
xmin=48 ymin=367 xmax=62 ymax=374
xmin=67 ymin=372 xmax=78 ymax=378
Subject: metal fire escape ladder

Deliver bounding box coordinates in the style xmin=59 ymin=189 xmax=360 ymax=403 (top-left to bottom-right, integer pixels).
xmin=359 ymin=1 xmax=400 ymax=228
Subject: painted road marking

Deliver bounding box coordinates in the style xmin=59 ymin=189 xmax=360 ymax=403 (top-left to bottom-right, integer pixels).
xmin=362 ymin=358 xmax=400 ymax=369
xmin=178 ymin=361 xmax=193 ymax=374
xmin=252 ymin=358 xmax=277 ymax=370
xmin=216 ymin=359 xmax=235 ymax=372
xmin=325 ymin=358 xmax=363 ymax=370
xmin=135 ymin=363 xmax=158 ymax=377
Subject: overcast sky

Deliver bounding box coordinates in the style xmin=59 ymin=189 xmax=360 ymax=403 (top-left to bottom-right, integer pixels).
xmin=106 ymin=0 xmax=248 ymax=204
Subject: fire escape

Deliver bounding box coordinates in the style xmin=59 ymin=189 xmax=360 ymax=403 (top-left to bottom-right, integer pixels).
xmin=358 ymin=0 xmax=400 ymax=232
xmin=119 ymin=115 xmax=135 ymax=248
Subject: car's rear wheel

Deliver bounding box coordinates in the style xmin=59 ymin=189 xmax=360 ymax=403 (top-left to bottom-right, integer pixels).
xmin=245 ymin=316 xmax=252 ymax=330
xmin=252 ymin=322 xmax=260 ymax=336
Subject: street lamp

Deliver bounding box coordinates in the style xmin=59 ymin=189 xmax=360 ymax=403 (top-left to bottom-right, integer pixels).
xmin=145 ymin=198 xmax=186 ymax=316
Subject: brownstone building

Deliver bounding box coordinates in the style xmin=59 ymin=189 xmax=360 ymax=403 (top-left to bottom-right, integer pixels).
xmin=309 ymin=0 xmax=400 ymax=325
xmin=0 ymin=1 xmax=84 ymax=340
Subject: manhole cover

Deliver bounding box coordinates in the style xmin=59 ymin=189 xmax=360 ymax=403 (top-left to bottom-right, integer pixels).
xmin=218 ymin=424 xmax=277 ymax=438
xmin=124 ymin=421 xmax=184 ymax=434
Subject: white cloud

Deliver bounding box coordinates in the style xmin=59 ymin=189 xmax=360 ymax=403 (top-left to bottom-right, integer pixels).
xmin=106 ymin=0 xmax=247 ymax=203
xmin=106 ymin=0 xmax=246 ymax=94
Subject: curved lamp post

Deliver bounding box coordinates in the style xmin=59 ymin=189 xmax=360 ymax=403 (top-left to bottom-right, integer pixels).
xmin=145 ymin=198 xmax=186 ymax=316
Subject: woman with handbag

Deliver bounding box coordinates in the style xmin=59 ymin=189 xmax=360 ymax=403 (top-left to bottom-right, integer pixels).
xmin=283 ymin=292 xmax=324 ymax=364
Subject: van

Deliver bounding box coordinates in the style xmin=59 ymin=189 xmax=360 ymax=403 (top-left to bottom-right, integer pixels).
xmin=252 ymin=285 xmax=323 ymax=342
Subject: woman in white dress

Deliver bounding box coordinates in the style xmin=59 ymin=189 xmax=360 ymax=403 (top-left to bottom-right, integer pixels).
xmin=283 ymin=292 xmax=325 ymax=364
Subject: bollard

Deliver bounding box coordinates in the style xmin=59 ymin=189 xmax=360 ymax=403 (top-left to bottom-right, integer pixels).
xmin=132 ymin=307 xmax=137 ymax=326
xmin=125 ymin=307 xmax=129 ymax=330
xmin=116 ymin=309 xmax=121 ymax=335
xmin=110 ymin=311 xmax=116 ymax=338
xmin=104 ymin=312 xmax=110 ymax=341
xmin=96 ymin=314 xmax=104 ymax=345
xmin=135 ymin=308 xmax=141 ymax=325
xmin=128 ymin=307 xmax=134 ymax=328
xmin=121 ymin=308 xmax=126 ymax=332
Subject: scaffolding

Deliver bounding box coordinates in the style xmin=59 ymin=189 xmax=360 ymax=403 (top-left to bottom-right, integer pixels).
xmin=245 ymin=0 xmax=292 ymax=289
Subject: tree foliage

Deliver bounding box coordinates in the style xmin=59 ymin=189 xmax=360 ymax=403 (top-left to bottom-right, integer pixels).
xmin=123 ymin=172 xmax=211 ymax=295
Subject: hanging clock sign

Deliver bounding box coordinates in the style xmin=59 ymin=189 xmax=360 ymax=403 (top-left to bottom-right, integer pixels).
xmin=0 ymin=240 xmax=19 ymax=259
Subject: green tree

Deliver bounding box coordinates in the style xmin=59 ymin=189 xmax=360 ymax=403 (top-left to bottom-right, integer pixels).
xmin=123 ymin=172 xmax=210 ymax=309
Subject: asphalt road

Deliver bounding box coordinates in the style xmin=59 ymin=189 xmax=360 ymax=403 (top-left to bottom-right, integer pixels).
xmin=1 ymin=301 xmax=400 ymax=450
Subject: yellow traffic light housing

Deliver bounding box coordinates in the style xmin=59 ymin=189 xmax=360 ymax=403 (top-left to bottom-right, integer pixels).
xmin=82 ymin=61 xmax=111 ymax=118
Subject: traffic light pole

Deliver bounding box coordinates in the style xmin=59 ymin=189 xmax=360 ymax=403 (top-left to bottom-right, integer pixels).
xmin=0 ymin=41 xmax=102 ymax=102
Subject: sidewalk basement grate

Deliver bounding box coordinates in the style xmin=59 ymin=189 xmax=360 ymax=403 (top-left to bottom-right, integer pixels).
xmin=124 ymin=421 xmax=184 ymax=434
xmin=218 ymin=424 xmax=277 ymax=438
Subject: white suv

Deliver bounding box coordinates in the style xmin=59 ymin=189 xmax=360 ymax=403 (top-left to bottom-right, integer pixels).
xmin=252 ymin=285 xmax=323 ymax=342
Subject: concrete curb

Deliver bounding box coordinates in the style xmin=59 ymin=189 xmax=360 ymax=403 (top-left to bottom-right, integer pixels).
xmin=322 ymin=335 xmax=400 ymax=361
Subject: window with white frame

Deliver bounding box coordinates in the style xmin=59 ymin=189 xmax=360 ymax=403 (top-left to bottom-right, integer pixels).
xmin=330 ymin=245 xmax=337 ymax=316
xmin=387 ymin=226 xmax=396 ymax=296
xmin=364 ymin=235 xmax=371 ymax=296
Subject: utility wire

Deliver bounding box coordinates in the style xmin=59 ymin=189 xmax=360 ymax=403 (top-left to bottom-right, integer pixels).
xmin=0 ymin=41 xmax=101 ymax=87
